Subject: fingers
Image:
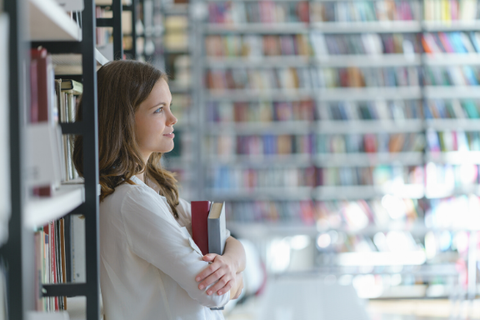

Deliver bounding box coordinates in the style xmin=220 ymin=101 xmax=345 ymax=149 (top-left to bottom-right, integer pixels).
xmin=198 ymin=267 xmax=224 ymax=291
xmin=202 ymin=253 xmax=217 ymax=262
xmin=207 ymin=278 xmax=233 ymax=296
xmin=195 ymin=255 xmax=219 ymax=283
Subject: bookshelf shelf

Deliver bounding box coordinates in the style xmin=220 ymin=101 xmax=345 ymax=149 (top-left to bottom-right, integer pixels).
xmin=315 ymin=54 xmax=421 ymax=67
xmin=426 ymin=119 xmax=480 ymax=131
xmin=316 ymin=120 xmax=424 ymax=134
xmin=315 ymin=152 xmax=424 ymax=167
xmin=424 ymin=53 xmax=480 ymax=66
xmin=205 ymin=56 xmax=310 ymax=68
xmin=207 ymin=89 xmax=313 ymax=101
xmin=426 ymin=185 xmax=480 ymax=199
xmin=205 ymin=23 xmax=309 ymax=34
xmin=207 ymin=121 xmax=311 ymax=135
xmin=423 ymin=21 xmax=480 ymax=32
xmin=425 ymin=86 xmax=480 ymax=99
xmin=208 ymin=154 xmax=312 ymax=167
xmin=426 ymin=151 xmax=480 ymax=164
xmin=318 ymin=87 xmax=422 ymax=101
xmin=314 ymin=185 xmax=425 ymax=200
xmin=207 ymin=187 xmax=313 ymax=201
xmin=311 ymin=21 xmax=421 ymax=33
xmin=28 ymin=0 xmax=82 ymax=41
xmin=25 ymin=184 xmax=84 ymax=229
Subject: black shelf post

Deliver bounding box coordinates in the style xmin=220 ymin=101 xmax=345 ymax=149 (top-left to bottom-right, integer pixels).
xmin=82 ymin=0 xmax=101 ymax=319
xmin=4 ymin=0 xmax=35 ymax=318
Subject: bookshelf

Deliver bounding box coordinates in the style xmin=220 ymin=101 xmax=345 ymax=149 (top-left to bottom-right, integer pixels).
xmin=159 ymin=1 xmax=198 ymax=200
xmin=4 ymin=0 xmax=111 ymax=318
xmin=193 ymin=0 xmax=480 ymax=299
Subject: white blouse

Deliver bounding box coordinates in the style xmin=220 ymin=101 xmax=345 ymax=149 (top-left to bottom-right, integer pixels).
xmin=99 ymin=175 xmax=230 ymax=320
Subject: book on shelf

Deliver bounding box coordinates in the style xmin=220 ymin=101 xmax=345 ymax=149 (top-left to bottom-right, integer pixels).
xmin=55 ymin=78 xmax=82 ymax=181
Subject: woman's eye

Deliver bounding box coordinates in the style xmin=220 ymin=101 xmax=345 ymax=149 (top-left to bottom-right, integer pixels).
xmin=154 ymin=107 xmax=163 ymax=114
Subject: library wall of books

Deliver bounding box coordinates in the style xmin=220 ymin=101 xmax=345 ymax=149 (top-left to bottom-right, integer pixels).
xmin=5 ymin=0 xmax=480 ymax=319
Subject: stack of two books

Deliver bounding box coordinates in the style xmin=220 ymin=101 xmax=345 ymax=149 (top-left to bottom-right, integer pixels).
xmin=191 ymin=201 xmax=227 ymax=256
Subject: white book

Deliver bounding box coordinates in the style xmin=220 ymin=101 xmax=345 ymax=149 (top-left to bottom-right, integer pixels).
xmin=71 ymin=215 xmax=85 ymax=283
xmin=208 ymin=202 xmax=227 ymax=255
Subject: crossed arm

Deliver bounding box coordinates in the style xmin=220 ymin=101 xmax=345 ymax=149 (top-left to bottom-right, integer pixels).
xmin=195 ymin=236 xmax=246 ymax=299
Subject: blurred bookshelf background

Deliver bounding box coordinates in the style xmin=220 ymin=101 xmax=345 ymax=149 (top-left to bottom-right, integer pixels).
xmin=105 ymin=0 xmax=480 ymax=318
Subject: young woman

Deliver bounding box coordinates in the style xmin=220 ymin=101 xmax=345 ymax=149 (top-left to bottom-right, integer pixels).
xmin=73 ymin=60 xmax=245 ymax=320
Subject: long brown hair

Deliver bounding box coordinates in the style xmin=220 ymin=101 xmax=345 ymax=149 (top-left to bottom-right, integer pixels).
xmin=72 ymin=60 xmax=180 ymax=218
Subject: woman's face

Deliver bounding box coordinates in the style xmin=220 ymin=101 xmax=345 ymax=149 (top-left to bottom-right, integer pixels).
xmin=134 ymin=78 xmax=177 ymax=163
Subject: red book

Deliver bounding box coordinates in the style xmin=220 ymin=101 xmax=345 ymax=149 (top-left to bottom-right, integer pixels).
xmin=191 ymin=201 xmax=212 ymax=256
xmin=31 ymin=47 xmax=55 ymax=196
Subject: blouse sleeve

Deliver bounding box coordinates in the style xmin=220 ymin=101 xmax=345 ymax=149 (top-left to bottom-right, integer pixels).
xmin=120 ymin=187 xmax=230 ymax=308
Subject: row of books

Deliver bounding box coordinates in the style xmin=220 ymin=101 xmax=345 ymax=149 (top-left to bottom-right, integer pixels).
xmin=206 ymin=99 xmax=480 ymax=122
xmin=427 ymin=129 xmax=480 ymax=152
xmin=317 ymin=66 xmax=420 ymax=88
xmin=208 ymin=164 xmax=477 ymax=189
xmin=227 ymin=195 xmax=480 ymax=235
xmin=322 ymin=100 xmax=421 ymax=121
xmin=206 ymin=100 xmax=315 ymax=123
xmin=207 ymin=134 xmax=313 ymax=156
xmin=34 ymin=220 xmax=67 ymax=312
xmin=207 ymin=66 xmax=422 ymax=90
xmin=206 ymin=31 xmax=480 ymax=58
xmin=313 ymin=33 xmax=420 ymax=56
xmin=226 ymin=197 xmax=420 ymax=227
xmin=312 ymin=0 xmax=420 ymax=23
xmin=206 ymin=131 xmax=480 ymax=155
xmin=319 ymin=165 xmax=423 ymax=186
xmin=34 ymin=215 xmax=85 ymax=312
xmin=205 ymin=34 xmax=310 ymax=58
xmin=425 ymin=99 xmax=480 ymax=119
xmin=207 ymin=68 xmax=311 ymax=90
xmin=316 ymin=133 xmax=424 ymax=154
xmin=425 ymin=65 xmax=480 ymax=86
xmin=422 ymin=32 xmax=480 ymax=54
xmin=424 ymin=0 xmax=480 ymax=21
xmin=207 ymin=1 xmax=309 ymax=24
xmin=209 ymin=166 xmax=316 ymax=190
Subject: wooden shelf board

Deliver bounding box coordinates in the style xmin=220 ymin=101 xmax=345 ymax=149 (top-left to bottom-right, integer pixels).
xmin=29 ymin=0 xmax=82 ymax=41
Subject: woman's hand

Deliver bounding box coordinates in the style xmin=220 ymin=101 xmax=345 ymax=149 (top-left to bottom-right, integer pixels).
xmin=196 ymin=253 xmax=237 ymax=296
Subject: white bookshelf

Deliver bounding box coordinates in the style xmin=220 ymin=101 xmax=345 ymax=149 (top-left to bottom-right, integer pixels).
xmin=426 ymin=151 xmax=480 ymax=164
xmin=28 ymin=0 xmax=82 ymax=41
xmin=205 ymin=56 xmax=310 ymax=68
xmin=426 ymin=119 xmax=480 ymax=131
